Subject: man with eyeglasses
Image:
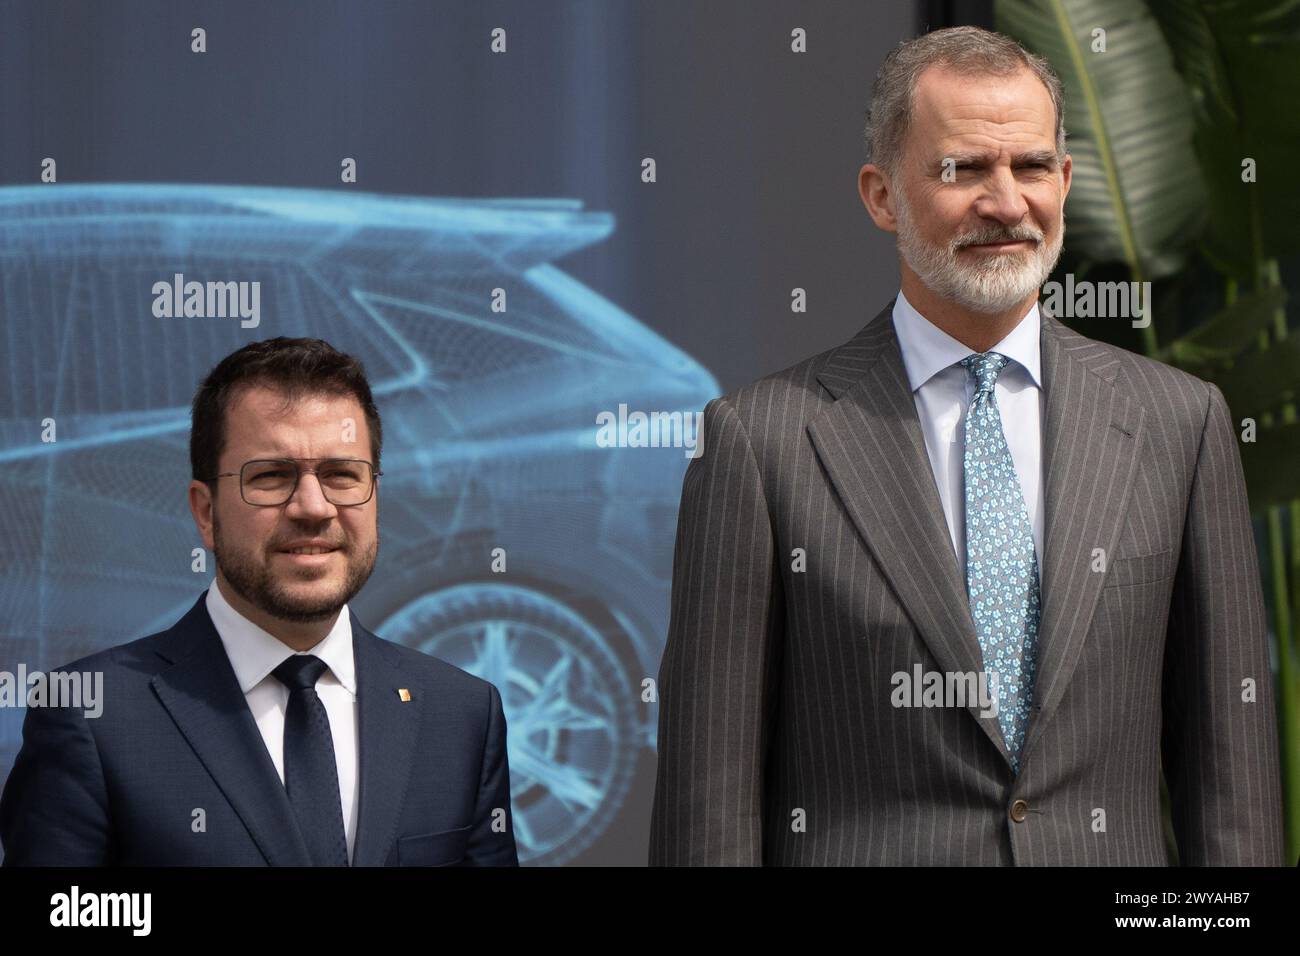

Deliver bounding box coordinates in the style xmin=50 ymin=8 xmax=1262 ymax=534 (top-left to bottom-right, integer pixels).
xmin=0 ymin=337 xmax=519 ymax=867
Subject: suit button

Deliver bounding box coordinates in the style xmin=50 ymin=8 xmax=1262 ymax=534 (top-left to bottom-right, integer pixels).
xmin=1009 ymin=800 xmax=1029 ymax=823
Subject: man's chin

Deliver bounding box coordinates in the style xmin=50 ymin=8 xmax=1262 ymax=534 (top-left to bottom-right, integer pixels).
xmin=943 ymin=256 xmax=1053 ymax=312
xmin=214 ymin=538 xmax=377 ymax=625
xmin=261 ymin=578 xmax=353 ymax=620
xmin=261 ymin=596 xmax=348 ymax=623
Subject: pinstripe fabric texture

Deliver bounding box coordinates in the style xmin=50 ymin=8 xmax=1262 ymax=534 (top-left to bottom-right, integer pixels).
xmin=648 ymin=298 xmax=1285 ymax=866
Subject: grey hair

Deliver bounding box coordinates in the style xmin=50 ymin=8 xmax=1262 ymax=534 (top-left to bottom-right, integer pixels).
xmin=864 ymin=26 xmax=1066 ymax=179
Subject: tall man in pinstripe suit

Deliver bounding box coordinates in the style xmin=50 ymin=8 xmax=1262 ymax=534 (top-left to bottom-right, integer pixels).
xmin=649 ymin=26 xmax=1285 ymax=865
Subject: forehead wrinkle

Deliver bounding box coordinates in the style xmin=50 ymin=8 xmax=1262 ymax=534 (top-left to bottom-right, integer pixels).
xmin=938 ymin=108 xmax=1053 ymax=133
xmin=930 ymin=122 xmax=1056 ymax=159
xmin=223 ymin=392 xmax=368 ymax=466
xmin=938 ymin=118 xmax=1054 ymax=141
xmin=913 ymin=71 xmax=1056 ymax=148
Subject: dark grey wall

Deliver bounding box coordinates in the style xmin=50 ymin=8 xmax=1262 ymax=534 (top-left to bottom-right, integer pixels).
xmin=0 ymin=0 xmax=922 ymax=393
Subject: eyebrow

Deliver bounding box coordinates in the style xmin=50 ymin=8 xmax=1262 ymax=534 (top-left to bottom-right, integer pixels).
xmin=941 ymin=149 xmax=1059 ymax=167
xmin=245 ymin=453 xmax=364 ymax=461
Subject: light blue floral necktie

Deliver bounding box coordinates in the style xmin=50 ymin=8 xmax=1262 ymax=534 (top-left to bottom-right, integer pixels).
xmin=960 ymin=351 xmax=1041 ymax=774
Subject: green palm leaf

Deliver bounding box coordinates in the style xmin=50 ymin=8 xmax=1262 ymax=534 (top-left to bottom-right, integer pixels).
xmin=1148 ymin=0 xmax=1300 ymax=280
xmin=997 ymin=0 xmax=1206 ymax=286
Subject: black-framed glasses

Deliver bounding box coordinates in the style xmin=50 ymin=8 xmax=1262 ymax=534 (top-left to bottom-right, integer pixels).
xmin=203 ymin=458 xmax=381 ymax=507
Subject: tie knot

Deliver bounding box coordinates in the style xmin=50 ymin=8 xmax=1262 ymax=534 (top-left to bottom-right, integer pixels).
xmin=272 ymin=654 xmax=330 ymax=691
xmin=960 ymin=351 xmax=1009 ymax=394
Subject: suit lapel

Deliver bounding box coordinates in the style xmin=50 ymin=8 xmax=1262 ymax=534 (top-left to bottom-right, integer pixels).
xmin=152 ymin=597 xmax=424 ymax=866
xmin=1022 ymin=305 xmax=1145 ymax=754
xmin=807 ymin=301 xmax=1011 ymax=766
xmin=807 ymin=300 xmax=1146 ymax=771
xmin=150 ymin=593 xmax=312 ymax=866
xmin=350 ymin=619 xmax=422 ymax=867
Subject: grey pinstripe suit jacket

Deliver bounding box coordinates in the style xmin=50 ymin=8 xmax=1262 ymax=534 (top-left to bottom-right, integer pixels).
xmin=649 ymin=299 xmax=1285 ymax=866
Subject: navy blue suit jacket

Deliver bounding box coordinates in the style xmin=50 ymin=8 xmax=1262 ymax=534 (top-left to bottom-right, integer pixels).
xmin=0 ymin=591 xmax=519 ymax=866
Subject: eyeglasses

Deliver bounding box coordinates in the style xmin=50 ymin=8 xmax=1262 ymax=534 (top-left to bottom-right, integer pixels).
xmin=203 ymin=458 xmax=381 ymax=507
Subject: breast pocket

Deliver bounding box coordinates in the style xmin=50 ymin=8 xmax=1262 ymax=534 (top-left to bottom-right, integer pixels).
xmin=1103 ymin=548 xmax=1173 ymax=588
xmin=396 ymin=825 xmax=472 ymax=867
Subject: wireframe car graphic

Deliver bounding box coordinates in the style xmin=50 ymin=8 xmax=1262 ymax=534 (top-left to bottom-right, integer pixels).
xmin=0 ymin=183 xmax=718 ymax=865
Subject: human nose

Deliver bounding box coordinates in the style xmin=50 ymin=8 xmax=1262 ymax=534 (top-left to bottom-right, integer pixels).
xmin=974 ymin=166 xmax=1030 ymax=225
xmin=283 ymin=466 xmax=338 ymax=518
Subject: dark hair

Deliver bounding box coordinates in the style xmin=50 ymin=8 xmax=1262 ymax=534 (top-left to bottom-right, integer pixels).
xmin=190 ymin=337 xmax=383 ymax=488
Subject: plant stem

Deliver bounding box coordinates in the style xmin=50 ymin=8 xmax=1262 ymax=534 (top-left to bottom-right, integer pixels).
xmin=1258 ymin=257 xmax=1300 ymax=863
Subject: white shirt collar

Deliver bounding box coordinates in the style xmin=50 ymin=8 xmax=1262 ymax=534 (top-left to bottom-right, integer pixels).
xmin=206 ymin=576 xmax=356 ymax=696
xmin=891 ymin=288 xmax=1043 ymax=393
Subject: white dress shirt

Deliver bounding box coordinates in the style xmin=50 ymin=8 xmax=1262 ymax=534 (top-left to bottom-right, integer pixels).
xmin=891 ymin=289 xmax=1045 ymax=586
xmin=206 ymin=577 xmax=359 ymax=863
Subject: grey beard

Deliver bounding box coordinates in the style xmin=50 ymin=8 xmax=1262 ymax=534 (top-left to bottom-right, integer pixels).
xmin=894 ymin=185 xmax=1064 ymax=314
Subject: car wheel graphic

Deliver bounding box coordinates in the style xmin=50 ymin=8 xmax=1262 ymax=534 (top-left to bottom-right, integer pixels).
xmin=375 ymin=582 xmax=638 ymax=865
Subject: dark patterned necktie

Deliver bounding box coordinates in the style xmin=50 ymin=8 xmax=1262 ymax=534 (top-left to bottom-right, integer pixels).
xmin=960 ymin=351 xmax=1041 ymax=774
xmin=271 ymin=654 xmax=349 ymax=865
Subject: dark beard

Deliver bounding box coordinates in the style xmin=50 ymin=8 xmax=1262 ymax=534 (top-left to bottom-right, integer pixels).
xmin=212 ymin=515 xmax=377 ymax=623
